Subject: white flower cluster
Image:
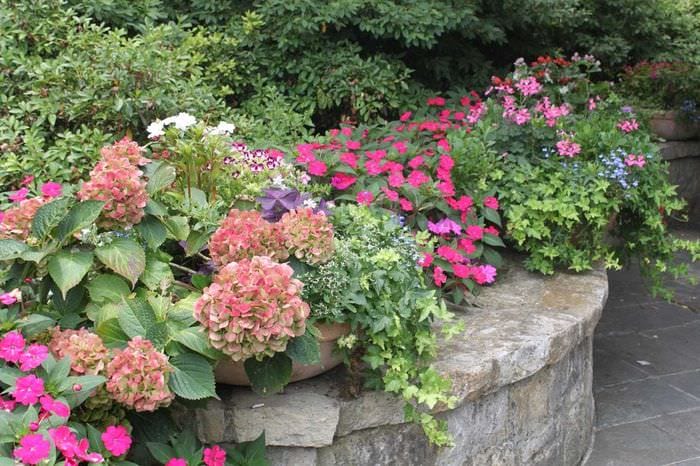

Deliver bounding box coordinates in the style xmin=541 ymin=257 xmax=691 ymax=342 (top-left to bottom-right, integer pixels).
xmin=146 ymin=112 xmax=201 ymax=138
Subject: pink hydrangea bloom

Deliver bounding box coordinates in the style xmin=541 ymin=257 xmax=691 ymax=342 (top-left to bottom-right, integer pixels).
xmin=8 ymin=187 xmax=29 ymax=202
xmin=0 ymin=330 xmax=25 ymax=363
xmin=279 ymin=208 xmax=334 ymax=264
xmin=48 ymin=328 xmax=110 ymax=375
xmin=166 ymin=459 xmax=188 ymax=466
xmin=19 ymin=344 xmax=48 ymax=371
xmin=624 ymin=154 xmax=646 ymax=167
xmin=40 ymin=182 xmax=62 ymax=198
xmin=194 ymin=257 xmax=309 ymax=361
xmin=77 ymin=142 xmax=149 ymax=229
xmin=555 ymin=140 xmax=581 ymax=158
xmin=101 ymin=137 xmax=149 ymax=166
xmin=105 ymin=337 xmax=174 ymax=412
xmin=203 ymin=445 xmax=226 ymax=466
xmin=14 ymin=433 xmax=51 ymax=465
xmin=515 ymin=76 xmax=542 ymax=96
xmin=330 ymin=173 xmax=357 ymax=190
xmin=0 ymin=197 xmax=45 ymax=240
xmin=356 ymin=191 xmax=374 ymax=206
xmin=617 ymin=119 xmax=639 ymax=133
xmin=12 ymin=374 xmax=45 ymax=405
xmin=102 ymin=425 xmax=132 ymax=457
xmin=208 ymin=209 xmax=288 ymax=267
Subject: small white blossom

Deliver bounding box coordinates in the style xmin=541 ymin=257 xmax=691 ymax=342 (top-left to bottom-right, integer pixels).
xmin=271 ymin=175 xmax=286 ymax=187
xmin=299 ymin=173 xmax=311 ymax=185
xmin=163 ymin=112 xmax=197 ymax=131
xmin=302 ymin=198 xmax=318 ymax=209
xmin=146 ymin=120 xmax=165 ymax=139
xmin=205 ymin=121 xmax=236 ymax=136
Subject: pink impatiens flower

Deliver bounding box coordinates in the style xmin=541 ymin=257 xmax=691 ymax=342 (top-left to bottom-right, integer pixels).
xmin=427 ymin=97 xmax=446 ymax=106
xmin=399 ymin=198 xmax=413 ymax=211
xmin=381 ymin=187 xmax=399 ymax=201
xmin=203 ymin=445 xmax=227 ymax=466
xmin=102 ymin=425 xmax=132 ymax=457
xmin=483 ymin=196 xmax=499 ymax=210
xmin=339 ymin=152 xmax=359 ymax=168
xmin=12 ymin=374 xmax=45 ymax=405
xmin=8 ymin=188 xmax=29 ymax=203
xmin=0 ymin=330 xmax=25 ymax=363
xmin=407 ymin=170 xmax=430 ymax=188
xmin=14 ymin=433 xmax=51 ymax=465
xmin=624 ymin=154 xmax=646 ymax=167
xmin=307 ymin=159 xmax=328 ymax=176
xmin=466 ymin=225 xmax=484 ymax=241
xmin=20 ymin=175 xmax=35 ymax=187
xmin=39 ymin=395 xmax=70 ymax=417
xmin=433 ymin=267 xmax=447 ymax=287
xmin=330 ymin=173 xmax=357 ymax=190
xmin=427 ymin=218 xmax=462 ymax=235
xmin=399 ymin=111 xmax=412 ymax=122
xmin=19 ymin=344 xmax=48 ymax=371
xmin=356 ymin=191 xmax=374 ymax=206
xmin=617 ymin=119 xmax=639 ymax=133
xmin=166 ymin=459 xmax=188 ymax=466
xmin=40 ymin=182 xmax=62 ymax=198
xmin=418 ymin=253 xmax=433 ymax=268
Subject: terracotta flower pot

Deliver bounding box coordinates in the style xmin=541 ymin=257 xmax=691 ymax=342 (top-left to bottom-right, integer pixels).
xmin=214 ymin=322 xmax=350 ymax=386
xmin=650 ymin=111 xmax=700 ymax=141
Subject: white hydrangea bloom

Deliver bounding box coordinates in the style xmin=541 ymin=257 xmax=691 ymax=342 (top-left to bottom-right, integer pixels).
xmin=163 ymin=112 xmax=197 ymax=131
xmin=146 ymin=120 xmax=165 ymax=138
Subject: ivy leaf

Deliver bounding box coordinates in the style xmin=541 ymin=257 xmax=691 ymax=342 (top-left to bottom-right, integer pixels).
xmin=285 ymin=331 xmax=321 ymax=365
xmin=86 ymin=274 xmax=131 ymax=303
xmin=47 ymin=250 xmax=93 ymax=298
xmin=95 ymin=238 xmax=146 ymax=285
xmin=168 ymin=353 xmax=217 ymax=400
xmin=31 ymin=197 xmax=72 ymax=240
xmin=0 ymin=239 xmax=28 ymax=260
xmin=136 ymin=215 xmax=168 ymax=250
xmin=244 ymin=352 xmax=292 ymax=395
xmin=56 ymin=201 xmax=105 ymax=241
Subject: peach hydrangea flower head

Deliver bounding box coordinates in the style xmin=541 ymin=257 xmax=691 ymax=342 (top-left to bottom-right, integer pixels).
xmin=208 ymin=209 xmax=288 ymax=267
xmin=100 ymin=137 xmax=150 ymax=166
xmin=105 ymin=336 xmax=174 ymax=412
xmin=278 ymin=208 xmax=334 ymax=265
xmin=194 ymin=256 xmax=310 ymax=361
xmin=0 ymin=197 xmax=45 ymax=240
xmin=77 ymin=142 xmax=149 ymax=229
xmin=48 ymin=327 xmax=110 ymax=376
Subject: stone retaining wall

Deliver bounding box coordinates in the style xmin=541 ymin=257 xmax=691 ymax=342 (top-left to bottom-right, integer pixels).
xmin=659 ymin=141 xmax=700 ymax=224
xmin=185 ymin=259 xmax=608 ymax=466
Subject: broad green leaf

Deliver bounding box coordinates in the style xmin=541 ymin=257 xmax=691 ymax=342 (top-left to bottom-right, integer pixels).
xmin=0 ymin=239 xmax=28 ymax=260
xmin=286 ymin=331 xmax=321 ymax=365
xmin=146 ymin=443 xmax=177 ymax=464
xmin=0 ymin=367 xmax=22 ymax=386
xmin=483 ymin=207 xmax=502 ymax=227
xmin=168 ymin=353 xmax=217 ymax=400
xmin=118 ymin=298 xmax=158 ymax=339
xmin=48 ymin=250 xmax=93 ymax=298
xmin=20 ymin=249 xmax=48 ymax=263
xmin=136 ymin=215 xmax=167 ymax=250
xmin=482 ymin=248 xmax=503 ymax=268
xmin=172 ymin=327 xmax=222 ymax=360
xmin=16 ymin=313 xmax=55 ymax=336
xmin=146 ymin=162 xmax=177 ymax=194
xmin=184 ymin=188 xmax=208 ymax=209
xmin=184 ymin=230 xmax=211 ymax=257
xmin=86 ymin=274 xmax=131 ymax=303
xmin=31 ymin=197 xmax=72 ymax=240
xmin=62 ymin=375 xmax=106 ymax=406
xmin=162 ymin=216 xmax=190 ymax=241
xmin=144 ymin=199 xmax=168 ymax=217
xmin=95 ymin=238 xmax=146 ymax=285
xmin=190 ymin=274 xmax=211 ymax=290
xmin=56 ymin=201 xmax=105 ymax=241
xmin=140 ymin=255 xmax=174 ymax=291
xmin=96 ymin=318 xmax=130 ymax=346
xmin=244 ymin=352 xmax=292 ymax=395
xmin=482 ymin=234 xmax=505 ymax=247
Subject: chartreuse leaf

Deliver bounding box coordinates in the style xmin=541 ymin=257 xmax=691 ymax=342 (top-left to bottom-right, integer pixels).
xmin=168 ymin=353 xmax=217 ymax=400
xmin=95 ymin=238 xmax=146 ymax=285
xmin=0 ymin=239 xmax=27 ymax=260
xmin=286 ymin=331 xmax=321 ymax=365
xmin=47 ymin=250 xmax=93 ymax=298
xmin=86 ymin=273 xmax=131 ymax=303
xmin=56 ymin=200 xmax=105 ymax=241
xmin=244 ymin=352 xmax=293 ymax=395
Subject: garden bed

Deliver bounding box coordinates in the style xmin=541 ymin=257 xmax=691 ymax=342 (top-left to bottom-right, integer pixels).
xmin=183 ymin=257 xmax=608 ymax=466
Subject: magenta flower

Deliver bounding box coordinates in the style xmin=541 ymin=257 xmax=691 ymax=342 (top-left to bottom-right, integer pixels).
xmin=617 ymin=119 xmax=639 ymax=133
xmin=624 ymin=154 xmax=646 ymax=167
xmin=0 ymin=330 xmax=25 ymax=363
xmin=19 ymin=344 xmax=48 ymax=371
xmin=8 ymin=188 xmax=29 ymax=203
xmin=483 ymin=196 xmax=499 ymax=210
xmin=418 ymin=253 xmax=433 ymax=268
xmin=399 ymin=198 xmax=413 ymax=211
xmin=12 ymin=375 xmax=45 ymax=405
xmin=433 ymin=267 xmax=447 ymax=286
xmin=203 ymin=445 xmax=227 ymax=466
xmin=466 ymin=225 xmax=484 ymax=241
xmin=39 ymin=395 xmax=70 ymax=417
xmin=356 ymin=191 xmax=374 ymax=206
xmin=345 ymin=140 xmax=361 ymax=150
xmin=408 ymin=156 xmax=424 ymax=169
xmin=436 ymin=245 xmax=465 ymax=263
xmin=515 ymin=76 xmax=542 ymax=96
xmin=339 ymin=152 xmax=359 ymax=168
xmin=20 ymin=175 xmax=35 ymax=187
xmin=381 ymin=187 xmax=399 ymax=201
xmin=387 ymin=172 xmax=404 ymax=188
xmin=407 ymin=170 xmax=430 ymax=188
xmin=427 ymin=97 xmax=446 ymax=106
xmin=166 ymin=459 xmax=188 ymax=466
xmin=399 ymin=111 xmax=412 ymax=121
xmin=0 ymin=395 xmax=16 ymax=412
xmin=427 ymin=218 xmax=462 ymax=236
xmin=458 ymin=238 xmax=477 ymax=254
xmin=330 ymin=173 xmax=357 ymax=190
xmin=102 ymin=425 xmax=132 ymax=457
xmin=40 ymin=182 xmax=62 ymax=198
xmin=307 ymin=159 xmax=328 ymax=176
xmin=473 ymin=265 xmax=497 ymax=284
xmin=392 ymin=141 xmax=408 ymax=154
xmin=14 ymin=433 xmax=51 ymax=465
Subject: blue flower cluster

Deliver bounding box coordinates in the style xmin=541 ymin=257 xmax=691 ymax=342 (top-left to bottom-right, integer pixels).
xmin=597 ymin=149 xmax=638 ymax=190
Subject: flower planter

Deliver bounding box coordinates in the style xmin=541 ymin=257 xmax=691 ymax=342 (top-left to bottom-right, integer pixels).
xmin=650 ymin=111 xmax=700 ymax=141
xmin=214 ymin=322 xmax=350 ymax=385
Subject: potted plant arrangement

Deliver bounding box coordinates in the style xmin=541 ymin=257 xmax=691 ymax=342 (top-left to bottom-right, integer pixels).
xmin=619 ymin=61 xmax=700 ymax=140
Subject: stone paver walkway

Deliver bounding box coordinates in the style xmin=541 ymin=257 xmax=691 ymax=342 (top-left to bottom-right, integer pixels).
xmin=585 ymin=227 xmax=700 ymax=466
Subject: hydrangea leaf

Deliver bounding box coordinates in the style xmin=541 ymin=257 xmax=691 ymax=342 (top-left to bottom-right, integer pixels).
xmin=0 ymin=239 xmax=28 ymax=261
xmin=47 ymin=250 xmax=93 ymax=298
xmin=31 ymin=196 xmax=72 ymax=240
xmin=95 ymin=238 xmax=146 ymax=285
xmin=136 ymin=215 xmax=168 ymax=250
xmin=168 ymin=353 xmax=217 ymax=400
xmin=244 ymin=352 xmax=293 ymax=396
xmin=86 ymin=274 xmax=131 ymax=303
xmin=56 ymin=200 xmax=105 ymax=241
xmin=286 ymin=331 xmax=321 ymax=365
